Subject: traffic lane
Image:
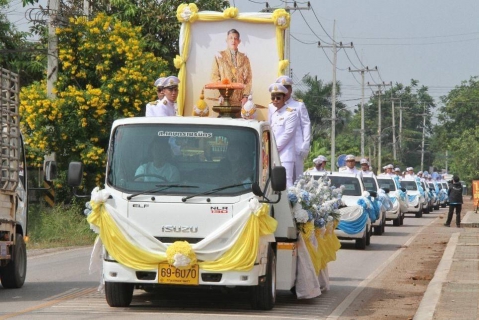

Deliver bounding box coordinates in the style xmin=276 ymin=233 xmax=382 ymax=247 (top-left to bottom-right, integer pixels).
xmin=0 ymin=247 xmax=98 ymax=316
xmin=327 ymin=208 xmax=445 ymax=314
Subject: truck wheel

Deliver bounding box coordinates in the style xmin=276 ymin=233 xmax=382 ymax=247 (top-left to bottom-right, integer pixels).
xmin=250 ymin=246 xmax=276 ymax=310
xmin=1 ymin=234 xmax=27 ymax=289
xmin=393 ymin=215 xmax=401 ymax=226
xmin=415 ymin=211 xmax=423 ymax=218
xmin=105 ymin=282 xmax=134 ymax=307
xmin=373 ymin=225 xmax=381 ymax=235
xmin=355 ymin=230 xmax=367 ymax=250
xmin=400 ymin=212 xmax=405 ymax=225
xmin=381 ymin=215 xmax=386 ymax=234
xmin=366 ymin=226 xmax=371 ymax=245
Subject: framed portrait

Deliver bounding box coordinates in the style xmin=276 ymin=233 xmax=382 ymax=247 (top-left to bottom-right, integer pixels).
xmin=175 ymin=5 xmax=290 ymax=120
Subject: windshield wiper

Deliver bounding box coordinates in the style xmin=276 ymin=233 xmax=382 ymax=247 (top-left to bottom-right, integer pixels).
xmin=181 ymin=183 xmax=251 ymax=202
xmin=127 ymin=184 xmax=198 ymax=200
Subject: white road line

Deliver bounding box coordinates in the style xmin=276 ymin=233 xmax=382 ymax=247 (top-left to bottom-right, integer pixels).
xmin=326 ymin=215 xmax=440 ymax=320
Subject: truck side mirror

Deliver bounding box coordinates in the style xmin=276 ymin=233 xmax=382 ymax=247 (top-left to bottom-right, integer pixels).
xmin=271 ymin=166 xmax=286 ymax=191
xmin=368 ymin=190 xmax=378 ymax=197
xmin=382 ymin=187 xmax=390 ymax=194
xmin=44 ymin=160 xmax=57 ymax=181
xmin=67 ymin=162 xmax=83 ymax=187
xmin=400 ymin=187 xmax=407 ymax=193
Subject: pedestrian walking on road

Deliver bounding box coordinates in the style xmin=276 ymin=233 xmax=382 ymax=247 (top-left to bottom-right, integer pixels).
xmin=444 ymin=175 xmax=463 ymax=227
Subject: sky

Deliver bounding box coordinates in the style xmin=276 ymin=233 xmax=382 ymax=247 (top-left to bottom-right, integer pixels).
xmin=7 ymin=0 xmax=479 ymax=113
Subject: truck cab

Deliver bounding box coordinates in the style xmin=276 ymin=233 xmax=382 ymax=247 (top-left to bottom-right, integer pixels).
xmin=69 ymin=116 xmax=298 ymax=309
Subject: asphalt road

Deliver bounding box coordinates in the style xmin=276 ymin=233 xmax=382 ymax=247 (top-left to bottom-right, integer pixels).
xmin=0 ymin=209 xmax=445 ymax=319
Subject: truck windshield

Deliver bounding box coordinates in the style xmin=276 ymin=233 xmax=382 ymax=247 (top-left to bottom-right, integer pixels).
xmin=377 ymin=178 xmax=397 ymax=191
xmin=400 ymin=180 xmax=417 ymax=191
xmin=107 ymin=124 xmax=259 ymax=195
xmin=362 ymin=177 xmax=377 ymax=192
xmin=328 ymin=176 xmax=362 ymax=196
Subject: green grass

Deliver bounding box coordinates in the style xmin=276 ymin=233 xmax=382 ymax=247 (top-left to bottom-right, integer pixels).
xmin=27 ymin=201 xmax=97 ymax=249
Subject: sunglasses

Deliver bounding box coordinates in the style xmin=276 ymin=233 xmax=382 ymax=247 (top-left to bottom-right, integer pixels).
xmin=346 ymin=160 xmax=355 ymax=162
xmin=157 ymin=88 xmax=163 ymax=92
xmin=271 ymin=95 xmax=283 ymax=101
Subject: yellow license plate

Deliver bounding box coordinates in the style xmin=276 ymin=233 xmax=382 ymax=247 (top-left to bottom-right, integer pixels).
xmin=158 ymin=264 xmax=199 ymax=285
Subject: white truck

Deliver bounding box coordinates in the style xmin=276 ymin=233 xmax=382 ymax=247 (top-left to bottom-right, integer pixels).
xmin=68 ymin=116 xmax=308 ymax=310
xmin=0 ymin=68 xmax=56 ymax=288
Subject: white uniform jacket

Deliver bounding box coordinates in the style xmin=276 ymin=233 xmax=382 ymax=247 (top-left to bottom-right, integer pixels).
xmin=145 ymin=97 xmax=177 ymax=117
xmin=339 ymin=167 xmax=360 ymax=174
xmin=359 ymin=170 xmax=375 ymax=177
xmin=269 ymin=104 xmax=299 ymax=163
xmin=286 ymin=98 xmax=311 ymax=157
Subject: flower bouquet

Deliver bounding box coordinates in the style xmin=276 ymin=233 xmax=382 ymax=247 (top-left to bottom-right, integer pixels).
xmin=288 ymin=173 xmax=343 ymax=236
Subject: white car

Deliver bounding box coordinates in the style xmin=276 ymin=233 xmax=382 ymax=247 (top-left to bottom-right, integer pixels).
xmin=437 ymin=180 xmax=449 ymax=207
xmin=427 ymin=181 xmax=440 ymax=210
xmin=400 ymin=179 xmax=424 ymax=218
xmin=419 ymin=180 xmax=432 ymax=213
xmin=325 ymin=172 xmax=372 ymax=250
xmin=377 ymin=174 xmax=407 ymax=226
xmin=362 ymin=175 xmax=387 ymax=235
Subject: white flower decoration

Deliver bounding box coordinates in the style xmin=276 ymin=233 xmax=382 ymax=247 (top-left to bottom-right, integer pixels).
xmin=180 ymin=7 xmax=192 ymax=21
xmin=173 ymin=253 xmax=191 ymax=268
xmin=277 ymin=16 xmax=286 ymax=26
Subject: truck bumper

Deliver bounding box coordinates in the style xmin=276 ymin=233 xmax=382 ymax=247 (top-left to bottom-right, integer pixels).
xmin=103 ymin=260 xmax=262 ymax=286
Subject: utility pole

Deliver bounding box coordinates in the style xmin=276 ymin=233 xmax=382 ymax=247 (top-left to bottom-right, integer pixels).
xmin=391 ymin=97 xmax=400 ymax=161
xmin=367 ymin=82 xmax=391 ymax=174
xmin=47 ymin=0 xmax=59 ymax=98
xmin=318 ymin=21 xmax=353 ymax=172
xmin=420 ymin=103 xmax=427 ymax=172
xmin=398 ymin=100 xmax=403 ymax=151
xmin=349 ymin=66 xmax=378 ymax=158
xmin=261 ymin=2 xmax=310 ymax=77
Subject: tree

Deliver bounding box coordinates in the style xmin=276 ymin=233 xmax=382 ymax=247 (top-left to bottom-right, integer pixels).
xmin=19 ymin=14 xmax=169 ymax=192
xmin=448 ymin=127 xmax=479 ymax=183
xmin=294 ymin=75 xmax=350 ymax=165
xmin=0 ymin=0 xmax=45 ymax=86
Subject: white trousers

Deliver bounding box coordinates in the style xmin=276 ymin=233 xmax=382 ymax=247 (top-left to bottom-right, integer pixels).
xmin=294 ymin=155 xmax=305 ymax=183
xmin=283 ymin=161 xmax=295 ymax=188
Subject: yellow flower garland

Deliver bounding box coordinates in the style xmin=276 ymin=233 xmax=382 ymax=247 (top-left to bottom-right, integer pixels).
xmin=166 ymin=241 xmax=197 ymax=269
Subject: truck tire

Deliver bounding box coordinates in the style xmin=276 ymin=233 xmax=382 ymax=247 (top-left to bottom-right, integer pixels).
xmin=381 ymin=215 xmax=386 ymax=234
xmin=355 ymin=229 xmax=367 ymax=250
xmin=415 ymin=211 xmax=423 ymax=218
xmin=400 ymin=212 xmax=405 ymax=225
xmin=366 ymin=226 xmax=371 ymax=245
xmin=250 ymin=246 xmax=276 ymax=310
xmin=1 ymin=234 xmax=27 ymax=289
xmin=373 ymin=224 xmax=381 ymax=235
xmin=393 ymin=214 xmax=401 ymax=226
xmin=105 ymin=282 xmax=134 ymax=307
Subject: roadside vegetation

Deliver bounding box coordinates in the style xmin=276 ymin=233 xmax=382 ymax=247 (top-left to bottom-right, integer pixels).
xmin=27 ymin=201 xmax=95 ymax=249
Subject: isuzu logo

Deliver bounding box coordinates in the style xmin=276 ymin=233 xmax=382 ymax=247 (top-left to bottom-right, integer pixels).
xmin=161 ymin=225 xmax=198 ymax=233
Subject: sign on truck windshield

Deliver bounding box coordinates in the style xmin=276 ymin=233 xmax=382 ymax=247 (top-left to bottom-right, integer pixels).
xmin=107 ymin=124 xmax=259 ymax=195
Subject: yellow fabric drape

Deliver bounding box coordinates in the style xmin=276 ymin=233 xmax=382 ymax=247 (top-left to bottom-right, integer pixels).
xmin=302 ymin=220 xmax=341 ymax=275
xmin=175 ymin=6 xmax=290 ymax=115
xmin=200 ymin=203 xmax=277 ymax=271
xmin=87 ymin=201 xmax=167 ymax=270
xmin=88 ymin=200 xmax=277 ymax=272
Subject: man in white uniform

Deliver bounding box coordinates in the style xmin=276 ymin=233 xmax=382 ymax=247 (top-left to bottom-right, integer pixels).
xmin=145 ymin=76 xmax=179 ymax=117
xmin=339 ymin=154 xmax=360 ymax=174
xmin=268 ymin=83 xmax=299 ymax=188
xmin=404 ymin=167 xmax=415 ymax=179
xmin=275 ymin=76 xmax=311 ymax=182
xmin=144 ymin=77 xmax=164 ymax=115
xmin=135 ymin=139 xmax=180 ymax=182
xmin=308 ymin=155 xmax=328 ymax=173
xmin=359 ymin=158 xmax=374 ymax=177
xmin=394 ymin=167 xmax=402 ymax=178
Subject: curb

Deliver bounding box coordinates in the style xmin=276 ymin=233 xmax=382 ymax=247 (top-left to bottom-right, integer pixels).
xmin=413 ymin=232 xmax=460 ymax=320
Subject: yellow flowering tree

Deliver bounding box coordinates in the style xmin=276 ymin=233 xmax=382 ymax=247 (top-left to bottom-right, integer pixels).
xmin=20 ymin=13 xmax=168 ymax=194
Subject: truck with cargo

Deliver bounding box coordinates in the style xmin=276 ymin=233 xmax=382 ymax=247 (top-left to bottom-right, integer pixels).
xmin=0 ymin=68 xmax=56 ymax=288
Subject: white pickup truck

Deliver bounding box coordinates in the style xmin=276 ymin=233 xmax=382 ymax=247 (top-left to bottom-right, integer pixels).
xmin=68 ymin=116 xmax=308 ymax=310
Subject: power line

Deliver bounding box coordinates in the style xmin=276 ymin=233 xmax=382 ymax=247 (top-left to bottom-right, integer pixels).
xmin=297 ymin=9 xmax=332 ymax=45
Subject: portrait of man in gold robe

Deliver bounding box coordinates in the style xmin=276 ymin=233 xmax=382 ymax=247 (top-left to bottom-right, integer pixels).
xmin=211 ymin=29 xmax=252 ymax=105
